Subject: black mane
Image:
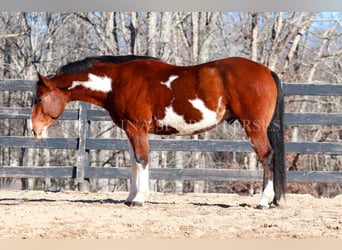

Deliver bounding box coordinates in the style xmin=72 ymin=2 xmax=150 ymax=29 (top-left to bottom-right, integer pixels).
xmin=57 ymin=55 xmax=160 ymax=75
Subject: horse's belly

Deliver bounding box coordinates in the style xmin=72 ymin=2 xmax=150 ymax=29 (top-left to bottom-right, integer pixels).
xmin=156 ymin=97 xmax=226 ymax=136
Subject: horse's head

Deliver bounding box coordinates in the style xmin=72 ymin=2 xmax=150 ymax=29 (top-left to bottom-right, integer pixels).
xmin=31 ymin=73 xmax=69 ymax=139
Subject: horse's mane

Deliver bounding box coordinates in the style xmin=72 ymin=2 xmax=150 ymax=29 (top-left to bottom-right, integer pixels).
xmin=57 ymin=55 xmax=160 ymax=75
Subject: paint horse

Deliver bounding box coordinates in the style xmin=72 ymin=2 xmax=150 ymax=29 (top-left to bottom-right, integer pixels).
xmin=31 ymin=55 xmax=286 ymax=209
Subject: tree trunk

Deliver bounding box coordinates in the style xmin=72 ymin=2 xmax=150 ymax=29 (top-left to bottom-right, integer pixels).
xmin=281 ymin=13 xmax=315 ymax=73
xmin=157 ymin=12 xmax=174 ymax=192
xmin=159 ymin=12 xmax=173 ymax=61
xmin=248 ymin=12 xmax=260 ymax=195
xmin=146 ymin=12 xmax=160 ymax=192
xmin=147 ymin=12 xmax=158 ymax=57
xmin=267 ymin=12 xmax=283 ymax=70
xmin=191 ymin=13 xmax=204 ymax=193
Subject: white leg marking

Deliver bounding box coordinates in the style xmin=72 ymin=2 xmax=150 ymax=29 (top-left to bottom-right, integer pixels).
xmin=68 ymin=73 xmax=112 ymax=92
xmin=126 ymin=139 xmax=149 ymax=204
xmin=160 ymin=75 xmax=179 ymax=89
xmin=157 ymin=97 xmax=219 ymax=135
xmin=132 ymin=163 xmax=149 ymax=203
xmin=258 ymin=180 xmax=275 ymax=208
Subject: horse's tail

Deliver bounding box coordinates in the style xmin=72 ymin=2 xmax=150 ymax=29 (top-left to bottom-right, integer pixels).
xmin=268 ymin=71 xmax=286 ymax=205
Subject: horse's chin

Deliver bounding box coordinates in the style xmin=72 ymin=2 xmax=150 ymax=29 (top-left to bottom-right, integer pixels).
xmin=41 ymin=126 xmax=49 ymax=138
xmin=32 ymin=126 xmax=49 ymax=139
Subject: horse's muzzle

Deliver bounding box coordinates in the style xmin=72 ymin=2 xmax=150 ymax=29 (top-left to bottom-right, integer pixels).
xmin=31 ymin=126 xmax=48 ymax=139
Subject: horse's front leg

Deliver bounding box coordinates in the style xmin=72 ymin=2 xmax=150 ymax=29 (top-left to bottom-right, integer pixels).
xmin=124 ymin=125 xmax=150 ymax=207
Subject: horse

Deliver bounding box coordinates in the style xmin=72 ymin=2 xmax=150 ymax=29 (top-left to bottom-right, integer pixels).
xmin=30 ymin=55 xmax=286 ymax=209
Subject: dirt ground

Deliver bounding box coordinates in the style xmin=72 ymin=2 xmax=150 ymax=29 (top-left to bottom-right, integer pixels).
xmin=0 ymin=190 xmax=341 ymax=239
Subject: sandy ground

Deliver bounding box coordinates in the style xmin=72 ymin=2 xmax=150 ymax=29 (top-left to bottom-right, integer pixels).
xmin=0 ymin=190 xmax=341 ymax=239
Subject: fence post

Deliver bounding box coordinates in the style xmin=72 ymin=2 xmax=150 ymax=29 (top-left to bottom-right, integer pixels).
xmin=75 ymin=102 xmax=90 ymax=191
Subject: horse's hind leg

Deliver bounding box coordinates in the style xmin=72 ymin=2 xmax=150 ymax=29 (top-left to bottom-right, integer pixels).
xmin=243 ymin=125 xmax=275 ymax=209
xmin=124 ymin=123 xmax=150 ymax=206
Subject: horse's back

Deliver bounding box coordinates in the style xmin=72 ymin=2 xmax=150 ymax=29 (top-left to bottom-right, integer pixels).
xmin=106 ymin=57 xmax=278 ymax=135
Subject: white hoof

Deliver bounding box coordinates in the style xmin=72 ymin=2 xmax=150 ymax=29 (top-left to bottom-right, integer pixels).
xmin=125 ymin=192 xmax=147 ymax=207
xmin=257 ymin=180 xmax=275 ymax=210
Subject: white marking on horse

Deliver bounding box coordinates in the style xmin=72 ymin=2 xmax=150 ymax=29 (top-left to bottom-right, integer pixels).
xmin=157 ymin=97 xmax=219 ymax=136
xmin=68 ymin=73 xmax=112 ymax=92
xmin=126 ymin=139 xmax=149 ymax=204
xmin=29 ymin=119 xmax=33 ymax=134
xmin=41 ymin=126 xmax=49 ymax=138
xmin=160 ymin=75 xmax=178 ymax=89
xmin=258 ymin=180 xmax=275 ymax=208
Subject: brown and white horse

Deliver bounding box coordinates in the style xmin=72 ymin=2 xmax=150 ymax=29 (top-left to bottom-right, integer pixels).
xmin=31 ymin=55 xmax=286 ymax=209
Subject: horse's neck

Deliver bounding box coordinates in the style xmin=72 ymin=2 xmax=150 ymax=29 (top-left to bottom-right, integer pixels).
xmin=68 ymin=87 xmax=108 ymax=107
xmin=57 ymin=73 xmax=110 ymax=108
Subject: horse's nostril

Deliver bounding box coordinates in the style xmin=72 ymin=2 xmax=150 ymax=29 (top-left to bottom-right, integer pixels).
xmin=32 ymin=130 xmax=36 ymax=136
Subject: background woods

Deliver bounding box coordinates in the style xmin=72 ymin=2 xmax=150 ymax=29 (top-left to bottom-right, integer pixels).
xmin=0 ymin=12 xmax=341 ymax=195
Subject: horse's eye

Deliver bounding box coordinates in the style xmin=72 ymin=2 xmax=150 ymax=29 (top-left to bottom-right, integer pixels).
xmin=34 ymin=96 xmax=43 ymax=104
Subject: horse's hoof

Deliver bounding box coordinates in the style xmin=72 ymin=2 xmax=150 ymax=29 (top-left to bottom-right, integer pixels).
xmin=255 ymin=204 xmax=269 ymax=210
xmin=124 ymin=201 xmax=144 ymax=207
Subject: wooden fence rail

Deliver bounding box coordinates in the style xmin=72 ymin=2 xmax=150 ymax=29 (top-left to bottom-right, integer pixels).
xmin=0 ymin=80 xmax=341 ymax=184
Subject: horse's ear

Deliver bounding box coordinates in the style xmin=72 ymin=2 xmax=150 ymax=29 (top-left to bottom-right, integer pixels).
xmin=37 ymin=72 xmax=55 ymax=89
xmin=37 ymin=72 xmax=44 ymax=82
